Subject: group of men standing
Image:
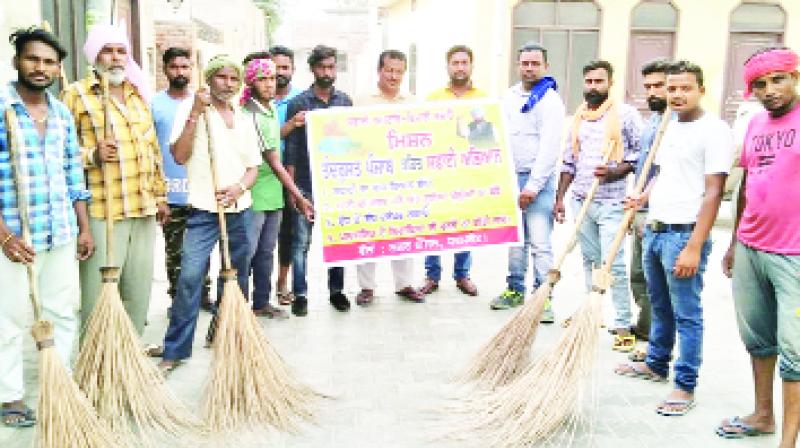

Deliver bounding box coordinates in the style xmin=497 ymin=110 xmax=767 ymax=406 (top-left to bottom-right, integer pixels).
xmin=0 ymin=21 xmax=798 ymax=447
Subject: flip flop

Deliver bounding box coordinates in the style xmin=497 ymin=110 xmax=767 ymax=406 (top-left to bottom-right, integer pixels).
xmin=144 ymin=344 xmax=163 ymax=357
xmin=2 ymin=406 xmax=36 ymax=428
xmin=614 ymin=362 xmax=667 ymax=382
xmin=657 ymin=399 xmax=695 ymax=416
xmin=716 ymin=416 xmax=775 ymax=439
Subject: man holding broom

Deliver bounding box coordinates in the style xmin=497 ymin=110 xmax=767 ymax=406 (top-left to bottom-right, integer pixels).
xmin=62 ymin=24 xmax=169 ymax=336
xmin=0 ymin=27 xmax=93 ymax=427
xmin=157 ymin=55 xmax=262 ymax=374
xmin=491 ymin=42 xmax=563 ymax=320
xmin=554 ymin=60 xmax=642 ymax=350
xmin=616 ymin=61 xmax=732 ymax=417
xmin=716 ymin=47 xmax=800 ymax=445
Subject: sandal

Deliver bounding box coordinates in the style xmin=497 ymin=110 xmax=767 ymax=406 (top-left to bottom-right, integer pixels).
xmin=612 ymin=334 xmax=636 ymax=352
xmin=253 ymin=304 xmax=289 ymax=320
xmin=614 ymin=362 xmax=667 ymax=382
xmin=657 ymin=398 xmax=695 ymax=416
xmin=144 ymin=344 xmax=163 ymax=357
xmin=716 ymin=416 xmax=775 ymax=439
xmin=157 ymin=360 xmax=183 ymax=377
xmin=2 ymin=405 xmax=35 ymax=428
xmin=276 ymin=290 xmax=294 ymax=306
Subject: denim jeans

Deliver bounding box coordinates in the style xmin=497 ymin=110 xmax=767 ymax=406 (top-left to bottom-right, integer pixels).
xmin=248 ymin=209 xmax=283 ymax=310
xmin=425 ymin=252 xmax=471 ymax=282
xmin=291 ymin=195 xmax=344 ymax=297
xmin=506 ymin=172 xmax=555 ymax=293
xmin=571 ymin=197 xmax=631 ymax=329
xmin=643 ymin=228 xmax=711 ymax=393
xmin=162 ymin=208 xmax=252 ymax=361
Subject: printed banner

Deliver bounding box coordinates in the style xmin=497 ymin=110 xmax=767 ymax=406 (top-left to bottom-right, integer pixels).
xmin=306 ymin=99 xmax=522 ymax=265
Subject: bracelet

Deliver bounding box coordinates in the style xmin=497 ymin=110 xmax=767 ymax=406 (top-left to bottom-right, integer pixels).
xmin=1 ymin=232 xmax=13 ymax=248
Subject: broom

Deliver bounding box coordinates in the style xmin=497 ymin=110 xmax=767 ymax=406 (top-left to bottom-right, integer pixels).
xmin=458 ymin=139 xmax=617 ymax=390
xmin=197 ymin=76 xmax=325 ymax=434
xmin=448 ymin=108 xmax=672 ymax=447
xmin=73 ymin=74 xmax=203 ymax=444
xmin=4 ymin=108 xmax=125 ymax=447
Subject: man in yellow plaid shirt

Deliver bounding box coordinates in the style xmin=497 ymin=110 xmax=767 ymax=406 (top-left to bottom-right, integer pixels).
xmin=62 ymin=24 xmax=168 ymax=336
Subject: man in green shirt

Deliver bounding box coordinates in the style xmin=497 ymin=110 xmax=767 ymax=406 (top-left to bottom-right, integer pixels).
xmin=241 ymin=56 xmax=312 ymax=318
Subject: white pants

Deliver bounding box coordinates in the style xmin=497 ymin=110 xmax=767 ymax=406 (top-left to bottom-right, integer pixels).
xmin=0 ymin=240 xmax=79 ymax=402
xmin=357 ymin=258 xmax=414 ymax=291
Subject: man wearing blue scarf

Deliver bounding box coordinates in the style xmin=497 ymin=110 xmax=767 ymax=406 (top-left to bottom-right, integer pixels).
xmin=491 ymin=42 xmax=565 ymax=320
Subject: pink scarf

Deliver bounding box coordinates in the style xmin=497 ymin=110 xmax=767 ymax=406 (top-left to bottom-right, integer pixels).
xmin=743 ymin=48 xmax=799 ymax=98
xmin=240 ymin=58 xmax=276 ymax=105
xmin=83 ymin=23 xmax=152 ymax=102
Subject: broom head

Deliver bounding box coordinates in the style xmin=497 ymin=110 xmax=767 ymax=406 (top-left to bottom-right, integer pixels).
xmin=31 ymin=320 xmax=127 ymax=448
xmin=75 ymin=266 xmax=204 ymax=445
xmin=203 ymin=269 xmax=324 ymax=435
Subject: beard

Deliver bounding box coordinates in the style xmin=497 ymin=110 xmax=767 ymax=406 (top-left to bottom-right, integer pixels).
xmin=169 ymin=76 xmax=189 ymax=90
xmin=18 ymin=73 xmax=53 ymax=91
xmin=95 ymin=64 xmax=126 ymax=86
xmin=450 ymin=75 xmax=469 ymax=87
xmin=315 ymin=76 xmax=334 ymax=89
xmin=584 ymin=90 xmax=608 ymax=106
xmin=647 ymin=96 xmax=668 ymax=113
xmin=276 ymin=74 xmax=290 ymax=88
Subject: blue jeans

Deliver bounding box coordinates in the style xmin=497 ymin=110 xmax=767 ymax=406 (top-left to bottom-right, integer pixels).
xmin=248 ymin=209 xmax=282 ymax=310
xmin=425 ymin=252 xmax=471 ymax=282
xmin=506 ymin=172 xmax=555 ymax=293
xmin=643 ymin=228 xmax=711 ymax=393
xmin=571 ymin=197 xmax=631 ymax=329
xmin=291 ymin=196 xmax=344 ymax=297
xmin=162 ymin=208 xmax=252 ymax=361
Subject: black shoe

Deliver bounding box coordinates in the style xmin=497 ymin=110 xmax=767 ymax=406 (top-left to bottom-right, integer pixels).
xmin=292 ymin=296 xmax=308 ymax=317
xmin=200 ymin=294 xmax=214 ymax=312
xmin=329 ymin=292 xmax=350 ymax=312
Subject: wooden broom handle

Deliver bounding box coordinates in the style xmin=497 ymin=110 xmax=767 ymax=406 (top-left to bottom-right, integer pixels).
xmin=550 ymin=139 xmax=615 ymax=273
xmin=5 ymin=109 xmax=42 ymax=320
xmin=202 ymin=109 xmax=233 ymax=270
xmin=101 ymin=74 xmax=115 ymax=266
xmin=601 ymin=107 xmax=672 ymax=270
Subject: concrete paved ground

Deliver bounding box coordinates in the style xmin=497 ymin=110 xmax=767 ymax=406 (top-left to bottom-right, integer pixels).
xmin=1 ymin=202 xmax=784 ymax=447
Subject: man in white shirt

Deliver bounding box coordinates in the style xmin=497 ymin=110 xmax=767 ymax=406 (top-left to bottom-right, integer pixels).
xmin=490 ymin=42 xmax=564 ymax=323
xmin=615 ymin=61 xmax=733 ymax=417
xmin=157 ymin=55 xmax=262 ymax=374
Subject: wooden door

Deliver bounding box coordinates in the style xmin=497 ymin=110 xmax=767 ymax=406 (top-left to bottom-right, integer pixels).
xmin=626 ymin=32 xmax=674 ymax=115
xmin=723 ymin=32 xmax=782 ymax=123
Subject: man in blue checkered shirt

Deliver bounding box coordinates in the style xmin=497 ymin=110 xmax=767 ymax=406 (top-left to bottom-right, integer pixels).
xmin=0 ymin=27 xmax=93 ymax=428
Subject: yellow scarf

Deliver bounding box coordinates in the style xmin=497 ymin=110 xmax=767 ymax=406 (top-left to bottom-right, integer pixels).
xmin=570 ymin=97 xmax=623 ymax=162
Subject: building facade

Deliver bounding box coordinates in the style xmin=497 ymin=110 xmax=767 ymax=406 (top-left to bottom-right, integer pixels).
xmin=379 ymin=0 xmax=800 ymax=120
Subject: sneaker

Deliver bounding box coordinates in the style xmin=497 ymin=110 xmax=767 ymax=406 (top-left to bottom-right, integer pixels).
xmin=330 ymin=292 xmax=351 ymax=312
xmin=292 ymin=296 xmax=308 ymax=317
xmin=490 ymin=289 xmax=524 ymax=310
xmin=540 ymin=298 xmax=555 ymax=324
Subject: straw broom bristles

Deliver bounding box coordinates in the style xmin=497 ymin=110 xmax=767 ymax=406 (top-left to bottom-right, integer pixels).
xmin=75 ymin=267 xmax=205 ymax=445
xmin=32 ymin=321 xmax=128 ymax=448
xmin=203 ymin=270 xmax=325 ymax=433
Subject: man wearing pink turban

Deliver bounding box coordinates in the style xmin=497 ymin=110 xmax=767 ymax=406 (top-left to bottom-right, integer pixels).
xmin=717 ymin=46 xmax=800 ymax=446
xmin=62 ymin=23 xmax=168 ymax=337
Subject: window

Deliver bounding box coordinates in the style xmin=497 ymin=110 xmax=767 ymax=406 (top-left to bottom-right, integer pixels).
xmin=511 ymin=0 xmax=600 ymax=111
xmin=626 ymin=0 xmax=678 ymax=114
xmin=722 ymin=2 xmax=785 ymax=122
xmin=41 ymin=0 xmax=89 ymax=89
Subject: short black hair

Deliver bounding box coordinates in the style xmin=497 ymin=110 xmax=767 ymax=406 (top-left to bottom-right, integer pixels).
xmin=666 ymin=60 xmax=704 ymax=87
xmin=378 ymin=50 xmax=406 ymax=70
xmin=446 ymin=45 xmax=473 ymax=63
xmin=307 ymin=45 xmax=337 ymax=68
xmin=745 ymin=45 xmax=790 ymax=65
xmin=582 ymin=60 xmax=614 ymax=79
xmin=270 ymin=45 xmax=294 ymax=63
xmin=641 ymin=58 xmax=671 ymax=77
xmin=243 ymin=51 xmax=271 ymax=66
xmin=517 ymin=42 xmax=548 ymax=63
xmin=9 ymin=26 xmax=67 ymax=61
xmin=162 ymin=47 xmax=190 ymax=65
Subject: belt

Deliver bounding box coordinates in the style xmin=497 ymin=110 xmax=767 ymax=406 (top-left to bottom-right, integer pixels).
xmin=648 ymin=221 xmax=695 ymax=233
